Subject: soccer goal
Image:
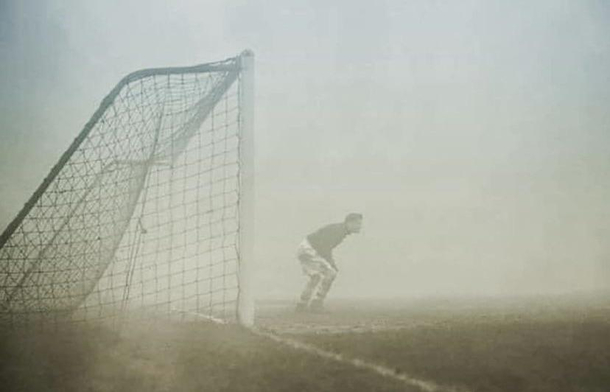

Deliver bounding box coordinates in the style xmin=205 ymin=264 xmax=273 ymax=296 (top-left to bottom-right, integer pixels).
xmin=0 ymin=51 xmax=255 ymax=327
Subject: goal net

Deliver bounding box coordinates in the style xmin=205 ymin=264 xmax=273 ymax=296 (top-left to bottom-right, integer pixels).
xmin=0 ymin=51 xmax=255 ymax=327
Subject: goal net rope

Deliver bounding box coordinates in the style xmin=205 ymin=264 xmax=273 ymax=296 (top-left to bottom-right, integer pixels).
xmin=0 ymin=52 xmax=254 ymax=327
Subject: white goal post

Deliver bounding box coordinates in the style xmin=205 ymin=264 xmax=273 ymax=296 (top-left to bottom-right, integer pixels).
xmin=237 ymin=50 xmax=255 ymax=326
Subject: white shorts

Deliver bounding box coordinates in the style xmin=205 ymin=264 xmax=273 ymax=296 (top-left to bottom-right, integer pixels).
xmin=296 ymin=239 xmax=336 ymax=277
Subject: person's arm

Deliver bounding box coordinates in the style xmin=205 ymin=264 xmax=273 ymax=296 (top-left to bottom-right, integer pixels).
xmin=309 ymin=223 xmax=344 ymax=272
xmin=328 ymin=258 xmax=338 ymax=272
xmin=320 ymin=251 xmax=338 ymax=271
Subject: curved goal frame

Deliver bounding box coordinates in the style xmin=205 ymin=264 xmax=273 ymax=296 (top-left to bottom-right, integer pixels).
xmin=0 ymin=50 xmax=255 ymax=327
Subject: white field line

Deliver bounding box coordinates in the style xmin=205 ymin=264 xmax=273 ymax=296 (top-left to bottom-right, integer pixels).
xmin=252 ymin=326 xmax=471 ymax=392
xmin=183 ymin=311 xmax=470 ymax=392
xmin=264 ymin=323 xmax=430 ymax=335
xmin=172 ymin=310 xmax=228 ymax=324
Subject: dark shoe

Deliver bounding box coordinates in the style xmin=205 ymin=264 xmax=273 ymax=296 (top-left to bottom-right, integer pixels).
xmin=295 ymin=302 xmax=308 ymax=313
xmin=309 ymin=300 xmax=328 ymax=314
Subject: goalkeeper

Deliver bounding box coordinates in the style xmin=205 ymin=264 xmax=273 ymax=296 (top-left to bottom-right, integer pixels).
xmin=295 ymin=213 xmax=363 ymax=312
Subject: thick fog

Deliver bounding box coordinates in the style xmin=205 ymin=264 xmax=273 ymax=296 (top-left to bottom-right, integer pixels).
xmin=1 ymin=0 xmax=609 ymax=300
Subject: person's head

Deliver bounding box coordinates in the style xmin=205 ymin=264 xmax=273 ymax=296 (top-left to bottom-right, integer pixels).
xmin=344 ymin=213 xmax=363 ymax=234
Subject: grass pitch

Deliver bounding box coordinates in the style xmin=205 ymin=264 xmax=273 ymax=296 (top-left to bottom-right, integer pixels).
xmin=265 ymin=295 xmax=610 ymax=392
xmin=0 ymin=318 xmax=409 ymax=392
xmin=1 ymin=294 xmax=608 ymax=391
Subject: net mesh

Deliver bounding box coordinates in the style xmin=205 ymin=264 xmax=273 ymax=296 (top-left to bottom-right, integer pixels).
xmin=0 ymin=56 xmax=245 ymax=327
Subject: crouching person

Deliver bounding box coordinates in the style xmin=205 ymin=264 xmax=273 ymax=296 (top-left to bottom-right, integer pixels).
xmin=295 ymin=213 xmax=363 ymax=313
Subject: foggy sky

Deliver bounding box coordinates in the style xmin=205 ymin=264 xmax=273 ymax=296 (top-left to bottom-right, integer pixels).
xmin=1 ymin=0 xmax=609 ymax=299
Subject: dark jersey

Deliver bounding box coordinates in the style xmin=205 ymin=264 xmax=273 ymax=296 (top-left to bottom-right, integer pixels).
xmin=306 ymin=223 xmax=350 ymax=264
